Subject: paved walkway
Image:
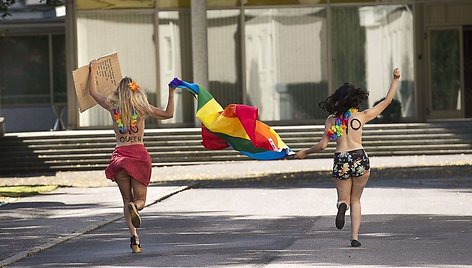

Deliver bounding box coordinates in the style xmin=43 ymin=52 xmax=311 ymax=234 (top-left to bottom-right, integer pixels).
xmin=0 ymin=154 xmax=471 ymax=267
xmin=0 ymin=185 xmax=191 ymax=267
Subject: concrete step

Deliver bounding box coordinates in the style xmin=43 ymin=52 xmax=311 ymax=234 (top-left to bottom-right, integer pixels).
xmin=3 ymin=129 xmax=470 ymax=150
xmin=7 ymin=138 xmax=468 ymax=154
xmin=2 ymin=148 xmax=472 ymax=175
xmin=1 ymin=121 xmax=471 ymax=176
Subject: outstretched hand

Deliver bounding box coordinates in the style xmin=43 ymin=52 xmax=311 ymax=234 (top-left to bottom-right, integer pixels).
xmin=295 ymin=150 xmax=307 ymax=159
xmin=168 ymin=77 xmax=181 ymax=89
xmin=393 ymin=68 xmax=400 ymax=80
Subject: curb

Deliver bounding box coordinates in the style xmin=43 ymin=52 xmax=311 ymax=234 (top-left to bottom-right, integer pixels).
xmin=0 ymin=184 xmax=198 ymax=268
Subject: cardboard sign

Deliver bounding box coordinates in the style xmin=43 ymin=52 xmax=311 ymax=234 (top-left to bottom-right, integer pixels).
xmin=72 ymin=52 xmax=122 ymax=112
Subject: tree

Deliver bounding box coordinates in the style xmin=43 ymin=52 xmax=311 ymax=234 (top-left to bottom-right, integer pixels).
xmin=1 ymin=0 xmax=16 ymax=18
xmin=1 ymin=0 xmax=63 ymax=18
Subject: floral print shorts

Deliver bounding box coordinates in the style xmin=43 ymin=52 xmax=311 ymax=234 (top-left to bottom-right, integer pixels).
xmin=333 ymin=149 xmax=370 ymax=180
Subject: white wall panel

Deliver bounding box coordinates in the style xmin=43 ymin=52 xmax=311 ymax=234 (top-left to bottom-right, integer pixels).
xmin=76 ymin=12 xmax=156 ymax=127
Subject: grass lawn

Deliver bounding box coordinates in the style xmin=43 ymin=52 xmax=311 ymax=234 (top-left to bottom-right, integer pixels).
xmin=0 ymin=185 xmax=58 ymax=199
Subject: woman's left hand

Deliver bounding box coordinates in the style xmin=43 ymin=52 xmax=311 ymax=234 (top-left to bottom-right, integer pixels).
xmin=295 ymin=150 xmax=307 ymax=159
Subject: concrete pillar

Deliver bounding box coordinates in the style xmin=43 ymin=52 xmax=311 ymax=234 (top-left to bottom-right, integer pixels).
xmin=191 ymin=0 xmax=209 ymax=90
xmin=191 ymin=0 xmax=209 ymax=126
xmin=66 ymin=0 xmax=78 ymax=129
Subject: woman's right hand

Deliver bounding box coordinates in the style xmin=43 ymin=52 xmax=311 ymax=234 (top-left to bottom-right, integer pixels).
xmin=393 ymin=68 xmax=400 ymax=80
xmin=89 ymin=60 xmax=97 ymax=74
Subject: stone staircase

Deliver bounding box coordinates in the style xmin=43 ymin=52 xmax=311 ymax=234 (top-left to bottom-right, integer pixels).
xmin=1 ymin=121 xmax=471 ymax=176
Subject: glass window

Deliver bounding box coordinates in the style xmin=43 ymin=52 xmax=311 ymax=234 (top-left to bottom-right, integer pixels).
xmin=330 ymin=0 xmax=375 ymax=3
xmin=76 ymin=0 xmax=153 ymax=10
xmin=430 ymin=29 xmax=461 ymax=111
xmin=331 ymin=7 xmax=366 ymax=92
xmin=158 ymin=10 xmax=194 ymax=125
xmin=244 ymin=0 xmax=327 ymax=6
xmin=208 ymin=0 xmax=240 ymax=8
xmin=0 ymin=35 xmax=50 ymax=105
xmin=208 ymin=9 xmax=242 ymax=107
xmin=158 ymin=0 xmax=190 ymax=9
xmin=52 ymin=34 xmax=67 ymax=104
xmin=245 ymin=7 xmax=328 ymax=121
xmin=332 ymin=5 xmax=415 ymax=119
xmin=1 ymin=1 xmax=65 ymax=20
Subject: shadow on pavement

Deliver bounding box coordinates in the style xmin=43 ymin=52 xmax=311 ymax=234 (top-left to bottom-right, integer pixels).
xmin=10 ymin=212 xmax=472 ymax=267
xmin=183 ymin=176 xmax=472 ymax=190
xmin=0 ymin=201 xmax=120 ymax=263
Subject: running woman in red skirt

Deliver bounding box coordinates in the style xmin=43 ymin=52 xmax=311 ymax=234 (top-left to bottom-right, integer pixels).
xmin=88 ymin=60 xmax=176 ymax=253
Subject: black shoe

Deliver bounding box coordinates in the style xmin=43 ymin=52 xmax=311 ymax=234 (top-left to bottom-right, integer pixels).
xmin=350 ymin=239 xmax=361 ymax=247
xmin=335 ymin=203 xmax=347 ymax=229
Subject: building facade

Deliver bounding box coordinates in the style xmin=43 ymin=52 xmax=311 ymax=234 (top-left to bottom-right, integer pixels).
xmin=1 ymin=0 xmax=471 ymax=132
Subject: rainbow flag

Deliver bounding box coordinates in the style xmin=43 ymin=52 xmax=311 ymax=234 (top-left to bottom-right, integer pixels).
xmin=169 ymin=78 xmax=293 ymax=160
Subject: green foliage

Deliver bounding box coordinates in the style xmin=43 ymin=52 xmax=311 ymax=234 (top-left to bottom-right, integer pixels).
xmin=1 ymin=0 xmax=16 ymax=18
xmin=0 ymin=185 xmax=58 ymax=198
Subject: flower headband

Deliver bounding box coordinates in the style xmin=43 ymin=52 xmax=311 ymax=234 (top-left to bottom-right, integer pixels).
xmin=128 ymin=81 xmax=140 ymax=91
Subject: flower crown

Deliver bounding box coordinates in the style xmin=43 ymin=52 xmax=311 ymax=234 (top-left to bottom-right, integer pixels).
xmin=128 ymin=81 xmax=140 ymax=91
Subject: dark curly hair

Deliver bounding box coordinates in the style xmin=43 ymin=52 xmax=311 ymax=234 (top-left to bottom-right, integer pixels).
xmin=319 ymin=83 xmax=369 ymax=116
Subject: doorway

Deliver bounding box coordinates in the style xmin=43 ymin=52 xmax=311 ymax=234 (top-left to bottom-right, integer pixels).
xmin=427 ymin=25 xmax=472 ymax=119
xmin=464 ymin=26 xmax=472 ymax=118
xmin=427 ymin=27 xmax=464 ymax=119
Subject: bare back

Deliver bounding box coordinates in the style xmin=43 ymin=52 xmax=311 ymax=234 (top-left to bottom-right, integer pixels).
xmin=326 ymin=111 xmax=364 ymax=153
xmin=108 ymin=109 xmax=146 ymax=147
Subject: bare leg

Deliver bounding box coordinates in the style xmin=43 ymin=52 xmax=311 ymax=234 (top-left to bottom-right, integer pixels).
xmin=335 ymin=178 xmax=352 ymax=208
xmin=335 ymin=178 xmax=352 ymax=229
xmin=131 ymin=178 xmax=147 ymax=210
xmin=115 ymin=170 xmax=137 ymax=236
xmin=350 ymin=171 xmax=370 ymax=241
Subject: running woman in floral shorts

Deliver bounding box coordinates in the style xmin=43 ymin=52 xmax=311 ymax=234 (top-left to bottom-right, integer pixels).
xmin=296 ymin=68 xmax=401 ymax=247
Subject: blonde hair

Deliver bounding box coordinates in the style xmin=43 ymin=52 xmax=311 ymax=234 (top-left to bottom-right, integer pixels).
xmin=108 ymin=77 xmax=151 ymax=129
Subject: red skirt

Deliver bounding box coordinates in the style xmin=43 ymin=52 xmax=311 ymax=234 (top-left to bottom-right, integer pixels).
xmin=105 ymin=144 xmax=152 ymax=186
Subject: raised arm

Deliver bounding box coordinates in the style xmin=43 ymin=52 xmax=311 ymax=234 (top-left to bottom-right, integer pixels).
xmin=295 ymin=116 xmax=332 ymax=159
xmin=148 ymin=86 xmax=176 ymax=119
xmin=88 ymin=60 xmax=111 ymax=110
xmin=362 ymin=68 xmax=401 ymax=122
